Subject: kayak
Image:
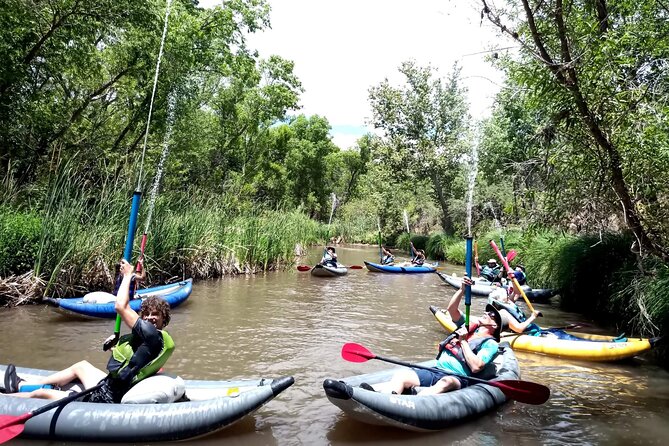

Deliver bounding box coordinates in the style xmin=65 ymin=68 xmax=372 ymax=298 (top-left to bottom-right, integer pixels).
xmin=429 ymin=305 xmax=660 ymax=362
xmin=437 ymin=272 xmax=557 ymax=301
xmin=311 ymin=263 xmax=348 ymax=277
xmin=364 ymin=261 xmax=437 ymax=273
xmin=0 ymin=364 xmax=294 ymax=442
xmin=322 ymin=344 xmax=519 ymax=431
xmin=46 ymin=279 xmax=193 ymax=318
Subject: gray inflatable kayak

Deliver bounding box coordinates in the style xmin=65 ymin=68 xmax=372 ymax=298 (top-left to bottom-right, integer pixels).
xmin=322 ymin=343 xmax=519 ymax=431
xmin=0 ymin=364 xmax=294 ymax=442
xmin=437 ymin=272 xmax=557 ymax=301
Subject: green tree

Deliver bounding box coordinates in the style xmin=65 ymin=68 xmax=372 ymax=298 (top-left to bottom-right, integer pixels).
xmin=481 ymin=0 xmax=669 ymax=259
xmin=368 ymin=60 xmax=470 ymax=234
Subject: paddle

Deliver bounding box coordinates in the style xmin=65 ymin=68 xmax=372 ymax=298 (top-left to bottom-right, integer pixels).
xmin=490 ymin=240 xmax=541 ymax=317
xmin=499 ymin=323 xmax=584 ymax=338
xmin=341 ymin=343 xmax=550 ymax=405
xmin=0 ymin=382 xmax=104 ymax=443
xmin=506 ymin=249 xmax=517 ymax=263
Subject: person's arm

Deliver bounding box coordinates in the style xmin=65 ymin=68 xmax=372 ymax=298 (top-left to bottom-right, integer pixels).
xmin=115 ymin=259 xmax=140 ymax=330
xmin=460 ymin=339 xmax=497 ymax=373
xmin=446 ymin=276 xmax=471 ymax=323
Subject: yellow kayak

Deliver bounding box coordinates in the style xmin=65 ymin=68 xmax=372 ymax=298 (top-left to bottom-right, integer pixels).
xmin=429 ymin=305 xmax=660 ymax=362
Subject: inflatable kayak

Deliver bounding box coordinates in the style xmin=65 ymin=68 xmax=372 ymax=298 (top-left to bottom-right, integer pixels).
xmin=46 ymin=279 xmax=193 ymax=318
xmin=322 ymin=344 xmax=519 ymax=431
xmin=429 ymin=305 xmax=660 ymax=362
xmin=0 ymin=364 xmax=294 ymax=442
xmin=311 ymin=263 xmax=348 ymax=277
xmin=437 ymin=272 xmax=557 ymax=301
xmin=364 ymin=261 xmax=437 ymax=273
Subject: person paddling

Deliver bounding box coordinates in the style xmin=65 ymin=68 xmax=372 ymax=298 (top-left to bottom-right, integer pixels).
xmin=360 ymin=277 xmax=504 ymax=396
xmin=4 ymin=259 xmax=174 ymax=403
xmin=381 ymin=246 xmax=395 ymax=265
xmin=320 ymin=246 xmax=338 ymax=267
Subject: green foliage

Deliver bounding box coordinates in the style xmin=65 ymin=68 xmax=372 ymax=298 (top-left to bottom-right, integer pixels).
xmin=368 ymin=61 xmax=471 ymax=234
xmin=0 ymin=208 xmax=41 ymax=275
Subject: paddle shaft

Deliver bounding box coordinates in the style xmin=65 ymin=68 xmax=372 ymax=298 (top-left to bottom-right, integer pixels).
xmin=489 ymin=240 xmax=538 ymax=315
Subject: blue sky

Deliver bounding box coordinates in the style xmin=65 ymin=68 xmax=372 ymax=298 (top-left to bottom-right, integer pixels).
xmin=199 ymin=0 xmax=506 ymax=149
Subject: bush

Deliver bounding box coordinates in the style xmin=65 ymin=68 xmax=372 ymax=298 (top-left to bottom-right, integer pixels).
xmin=0 ymin=209 xmax=41 ymax=275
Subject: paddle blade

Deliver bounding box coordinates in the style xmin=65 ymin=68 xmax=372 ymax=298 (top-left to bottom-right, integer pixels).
xmin=0 ymin=414 xmax=28 ymax=443
xmin=341 ymin=342 xmax=376 ymax=362
xmin=492 ymin=379 xmax=550 ymax=405
xmin=507 ymin=249 xmax=517 ymax=262
xmin=349 ymin=265 xmax=363 ymax=269
xmin=296 ymin=265 xmax=312 ymax=272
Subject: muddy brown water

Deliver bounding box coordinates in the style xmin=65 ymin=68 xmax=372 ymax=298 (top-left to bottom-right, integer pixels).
xmin=1 ymin=245 xmax=668 ymax=445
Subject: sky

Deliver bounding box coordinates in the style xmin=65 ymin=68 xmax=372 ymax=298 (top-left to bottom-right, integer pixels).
xmin=198 ymin=0 xmax=507 ymax=149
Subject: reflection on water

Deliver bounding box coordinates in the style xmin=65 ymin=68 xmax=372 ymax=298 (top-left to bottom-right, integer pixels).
xmin=1 ymin=245 xmax=668 ymax=445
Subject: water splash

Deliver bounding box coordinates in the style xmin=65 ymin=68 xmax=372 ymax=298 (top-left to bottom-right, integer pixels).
xmin=403 ymin=209 xmax=410 ymax=233
xmin=143 ymin=91 xmax=177 ymax=234
xmin=136 ymin=0 xmax=173 ymax=190
xmin=487 ymin=202 xmax=501 ymax=231
xmin=465 ymin=138 xmax=479 ymax=235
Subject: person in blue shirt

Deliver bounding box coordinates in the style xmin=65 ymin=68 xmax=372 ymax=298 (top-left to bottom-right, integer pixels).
xmin=361 ymin=277 xmax=502 ymax=396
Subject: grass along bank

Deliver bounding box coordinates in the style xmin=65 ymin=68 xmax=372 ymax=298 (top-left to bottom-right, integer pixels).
xmin=0 ymin=166 xmax=328 ymax=305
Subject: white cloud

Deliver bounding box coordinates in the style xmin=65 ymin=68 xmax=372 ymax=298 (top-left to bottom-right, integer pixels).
xmin=198 ymin=0 xmax=506 ymax=148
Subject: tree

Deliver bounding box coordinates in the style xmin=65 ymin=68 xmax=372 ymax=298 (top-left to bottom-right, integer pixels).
xmin=480 ymin=0 xmax=669 ymax=259
xmin=368 ymin=61 xmax=470 ymax=234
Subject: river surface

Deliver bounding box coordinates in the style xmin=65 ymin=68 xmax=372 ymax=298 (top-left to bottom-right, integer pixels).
xmin=1 ymin=245 xmax=668 ymax=445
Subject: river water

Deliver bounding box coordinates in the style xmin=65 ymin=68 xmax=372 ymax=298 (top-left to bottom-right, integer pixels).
xmin=1 ymin=245 xmax=668 ymax=445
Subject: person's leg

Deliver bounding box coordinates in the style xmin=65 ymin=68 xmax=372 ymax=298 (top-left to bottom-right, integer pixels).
xmin=418 ymin=376 xmax=461 ymax=395
xmin=373 ymin=369 xmax=421 ymax=395
xmin=29 ymin=361 xmax=106 ymax=389
xmin=8 ymin=388 xmax=74 ymax=400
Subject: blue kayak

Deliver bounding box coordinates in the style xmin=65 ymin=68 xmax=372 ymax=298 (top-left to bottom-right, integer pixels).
xmin=47 ymin=279 xmax=193 ymax=318
xmin=364 ymin=261 xmax=437 ymax=273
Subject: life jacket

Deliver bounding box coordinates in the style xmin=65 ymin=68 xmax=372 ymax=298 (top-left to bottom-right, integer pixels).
xmin=480 ymin=265 xmax=500 ymax=282
xmin=382 ymin=255 xmax=394 ymax=265
xmin=443 ymin=335 xmax=496 ymax=374
xmin=108 ymin=330 xmax=174 ymax=385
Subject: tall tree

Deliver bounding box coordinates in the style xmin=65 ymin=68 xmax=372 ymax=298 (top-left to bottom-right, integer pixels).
xmin=480 ymin=0 xmax=669 ymax=259
xmin=368 ymin=61 xmax=470 ymax=234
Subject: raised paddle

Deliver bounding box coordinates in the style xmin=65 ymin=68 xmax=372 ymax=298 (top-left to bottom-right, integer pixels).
xmin=341 ymin=343 xmax=550 ymax=405
xmin=490 ymin=240 xmax=542 ymax=317
xmin=0 ymin=382 xmax=104 ymax=443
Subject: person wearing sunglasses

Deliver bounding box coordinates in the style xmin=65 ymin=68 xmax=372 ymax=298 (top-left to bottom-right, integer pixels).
xmin=360 ymin=277 xmax=503 ymax=396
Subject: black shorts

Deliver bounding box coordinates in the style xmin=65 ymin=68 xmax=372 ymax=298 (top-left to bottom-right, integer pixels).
xmin=82 ymin=378 xmax=122 ymax=404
